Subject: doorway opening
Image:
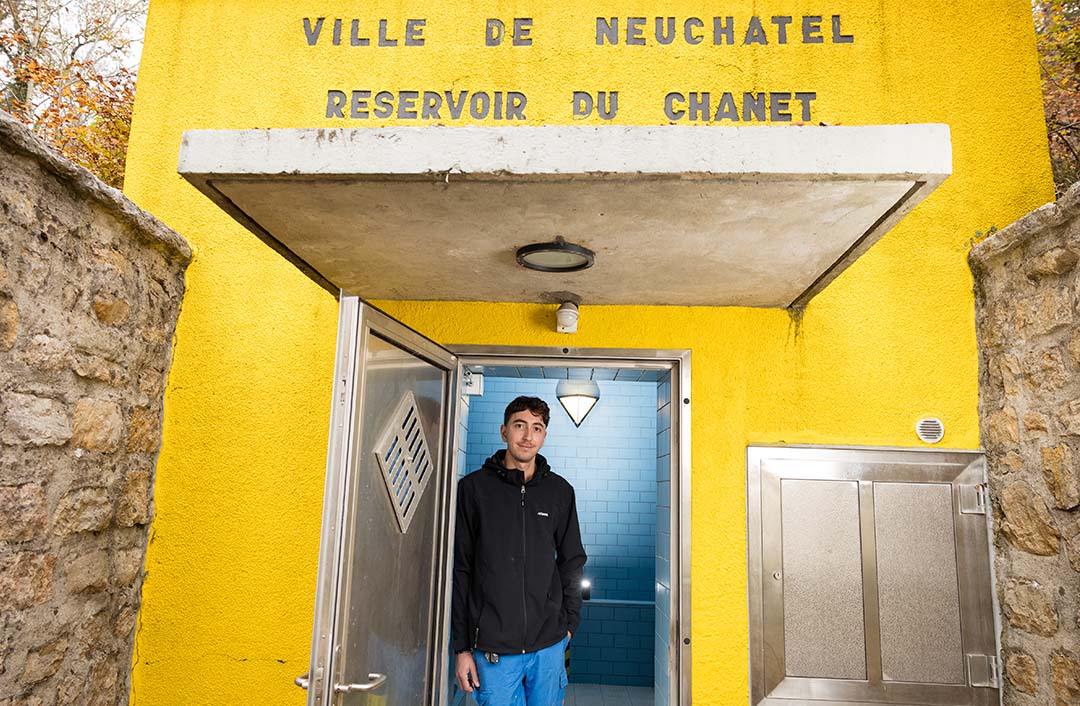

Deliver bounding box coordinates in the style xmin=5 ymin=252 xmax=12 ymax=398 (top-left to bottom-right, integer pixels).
xmin=442 ymin=349 xmax=690 ymax=706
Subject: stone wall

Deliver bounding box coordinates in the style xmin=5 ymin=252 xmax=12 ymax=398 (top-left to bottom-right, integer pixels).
xmin=970 ymin=182 xmax=1080 ymax=706
xmin=0 ymin=112 xmax=190 ymax=705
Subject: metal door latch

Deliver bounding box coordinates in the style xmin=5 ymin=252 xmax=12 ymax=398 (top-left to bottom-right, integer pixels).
xmin=967 ymin=654 xmax=1000 ymax=688
xmin=959 ymin=484 xmax=988 ymax=515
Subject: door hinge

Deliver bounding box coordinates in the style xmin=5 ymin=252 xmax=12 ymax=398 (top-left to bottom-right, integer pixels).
xmin=959 ymin=483 xmax=988 ymax=515
xmin=967 ymin=654 xmax=1000 ymax=688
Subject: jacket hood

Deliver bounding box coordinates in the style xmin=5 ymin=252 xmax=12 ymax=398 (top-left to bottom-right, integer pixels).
xmin=482 ymin=450 xmax=551 ymax=485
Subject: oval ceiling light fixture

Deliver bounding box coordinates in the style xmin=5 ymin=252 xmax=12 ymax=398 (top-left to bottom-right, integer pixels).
xmin=516 ymin=236 xmax=595 ymax=273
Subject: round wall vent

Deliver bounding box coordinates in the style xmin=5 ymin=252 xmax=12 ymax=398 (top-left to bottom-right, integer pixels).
xmin=916 ymin=417 xmax=945 ymax=444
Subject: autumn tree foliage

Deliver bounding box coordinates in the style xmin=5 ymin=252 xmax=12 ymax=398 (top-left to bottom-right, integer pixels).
xmin=1034 ymin=0 xmax=1080 ymax=195
xmin=0 ymin=0 xmax=146 ymax=188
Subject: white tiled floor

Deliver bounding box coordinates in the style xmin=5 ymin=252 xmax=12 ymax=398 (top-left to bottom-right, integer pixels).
xmin=564 ymin=683 xmax=653 ymax=706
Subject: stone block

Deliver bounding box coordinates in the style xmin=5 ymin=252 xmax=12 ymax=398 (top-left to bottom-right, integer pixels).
xmin=140 ymin=325 xmax=168 ymax=344
xmin=91 ymin=293 xmax=130 ymax=326
xmin=126 ymin=407 xmax=160 ymax=454
xmin=1023 ymin=349 xmax=1070 ymax=392
xmin=137 ymin=369 xmax=164 ymax=398
xmin=91 ymin=245 xmax=132 ymax=280
xmin=1025 ymin=411 xmax=1050 ymax=436
xmin=53 ymin=488 xmax=112 ymax=535
xmin=20 ymin=637 xmax=68 ymax=686
xmin=0 ymin=552 xmax=55 ymax=608
xmin=1 ymin=393 xmax=72 ymax=446
xmin=999 ymin=451 xmax=1025 ymax=475
xmin=21 ymin=335 xmax=72 ymax=371
xmin=1027 ymin=247 xmax=1079 ymax=278
xmin=71 ymin=353 xmax=126 ymax=387
xmin=113 ymin=598 xmax=137 ymax=639
xmin=112 ymin=547 xmax=143 ymax=586
xmin=0 ymin=483 xmax=47 ymax=542
xmin=64 ymin=549 xmax=109 ymax=593
xmin=55 ymin=672 xmax=84 ymax=706
xmin=0 ymin=296 xmax=17 ymax=351
xmin=1052 ymin=652 xmax=1080 ymax=706
xmin=3 ymin=696 xmax=45 ymax=706
xmin=86 ymin=658 xmax=118 ymax=706
xmin=1064 ymin=520 xmax=1080 ymax=573
xmin=1042 ymin=444 xmax=1080 ymax=509
xmin=999 ymin=355 xmax=1023 ymax=397
xmin=1006 ymin=650 xmax=1039 ymax=694
xmin=1068 ymin=330 xmax=1080 ymax=366
xmin=115 ymin=469 xmax=151 ymax=527
xmin=1061 ymin=400 xmax=1080 ymax=436
xmin=999 ymin=482 xmax=1061 ymax=555
xmin=1003 ymin=578 xmax=1059 ymax=637
xmin=72 ymin=609 xmax=110 ymax=660
xmin=1016 ymin=288 xmax=1073 ymax=335
xmin=70 ymin=399 xmax=122 ymax=452
xmin=986 ymin=406 xmax=1020 ymax=448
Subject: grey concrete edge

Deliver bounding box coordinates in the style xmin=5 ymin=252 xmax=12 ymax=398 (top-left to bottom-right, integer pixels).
xmin=969 ymin=181 xmax=1080 ymax=267
xmin=0 ymin=109 xmax=192 ymax=266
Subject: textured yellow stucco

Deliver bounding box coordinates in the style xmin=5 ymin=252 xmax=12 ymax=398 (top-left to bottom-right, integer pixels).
xmin=123 ymin=0 xmax=1053 ymax=704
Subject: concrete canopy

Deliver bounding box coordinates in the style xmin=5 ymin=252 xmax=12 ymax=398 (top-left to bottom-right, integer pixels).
xmin=178 ymin=125 xmax=950 ymax=308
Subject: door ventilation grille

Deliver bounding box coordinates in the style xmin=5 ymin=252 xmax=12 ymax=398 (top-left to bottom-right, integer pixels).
xmin=373 ymin=391 xmax=434 ymax=534
xmin=916 ymin=417 xmax=945 ymax=444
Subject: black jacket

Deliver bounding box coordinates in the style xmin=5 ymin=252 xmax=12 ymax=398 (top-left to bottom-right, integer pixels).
xmin=451 ymin=451 xmax=587 ymax=655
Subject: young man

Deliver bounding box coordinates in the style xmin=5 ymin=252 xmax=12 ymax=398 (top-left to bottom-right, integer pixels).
xmin=452 ymin=396 xmax=588 ymax=705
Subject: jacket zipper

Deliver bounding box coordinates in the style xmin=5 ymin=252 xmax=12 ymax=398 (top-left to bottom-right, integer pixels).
xmin=520 ymin=483 xmax=527 ymax=654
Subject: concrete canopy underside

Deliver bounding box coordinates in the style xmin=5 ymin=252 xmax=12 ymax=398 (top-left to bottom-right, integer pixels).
xmin=178 ymin=125 xmax=951 ymax=308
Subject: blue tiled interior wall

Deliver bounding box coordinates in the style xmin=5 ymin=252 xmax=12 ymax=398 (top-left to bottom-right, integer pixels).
xmin=462 ymin=376 xmax=657 ymax=686
xmin=573 ymin=602 xmax=654 ymax=686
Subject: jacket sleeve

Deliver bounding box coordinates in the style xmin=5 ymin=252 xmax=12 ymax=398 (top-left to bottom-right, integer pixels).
xmin=556 ymin=484 xmax=588 ymax=635
xmin=451 ymin=478 xmax=475 ymax=653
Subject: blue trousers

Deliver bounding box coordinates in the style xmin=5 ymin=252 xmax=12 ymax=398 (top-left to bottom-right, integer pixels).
xmin=472 ymin=636 xmax=568 ymax=706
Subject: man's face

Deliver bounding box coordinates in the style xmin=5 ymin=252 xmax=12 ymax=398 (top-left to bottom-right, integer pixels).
xmin=500 ymin=409 xmax=547 ymax=467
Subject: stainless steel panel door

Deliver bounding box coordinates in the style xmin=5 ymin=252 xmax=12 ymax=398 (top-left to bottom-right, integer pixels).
xmin=747 ymin=446 xmax=998 ymax=706
xmin=306 ymin=297 xmax=457 ymax=706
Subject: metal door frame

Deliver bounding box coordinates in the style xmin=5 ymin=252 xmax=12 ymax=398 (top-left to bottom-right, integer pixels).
xmin=304 ymin=295 xmax=460 ymax=706
xmin=746 ymin=445 xmax=998 ymax=706
xmin=439 ymin=345 xmax=693 ymax=706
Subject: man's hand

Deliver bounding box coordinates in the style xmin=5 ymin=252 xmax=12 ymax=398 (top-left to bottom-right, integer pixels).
xmin=455 ymin=652 xmax=480 ymax=692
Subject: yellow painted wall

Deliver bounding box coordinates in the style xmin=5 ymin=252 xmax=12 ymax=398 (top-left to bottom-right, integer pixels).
xmin=123 ymin=1 xmax=1053 ymax=704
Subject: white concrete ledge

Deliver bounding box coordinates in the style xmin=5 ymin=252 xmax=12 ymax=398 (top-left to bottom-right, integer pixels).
xmin=180 ymin=124 xmax=951 ymax=181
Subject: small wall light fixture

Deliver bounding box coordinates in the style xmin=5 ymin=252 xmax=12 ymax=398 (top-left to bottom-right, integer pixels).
xmin=556 ymin=379 xmax=600 ymax=427
xmin=555 ymin=302 xmax=579 ymax=333
xmin=516 ymin=236 xmax=595 ymax=273
xmin=581 ymin=578 xmax=592 ymax=601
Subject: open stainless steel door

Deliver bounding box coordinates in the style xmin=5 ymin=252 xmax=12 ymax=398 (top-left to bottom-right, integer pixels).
xmin=300 ymin=295 xmax=458 ymax=706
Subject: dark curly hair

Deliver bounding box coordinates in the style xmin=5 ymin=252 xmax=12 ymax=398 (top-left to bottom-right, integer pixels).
xmin=503 ymin=396 xmax=550 ymax=426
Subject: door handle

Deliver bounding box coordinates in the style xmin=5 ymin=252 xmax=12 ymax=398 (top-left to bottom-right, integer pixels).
xmin=335 ymin=673 xmax=387 ymax=693
xmin=294 ymin=673 xmax=310 ymax=690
